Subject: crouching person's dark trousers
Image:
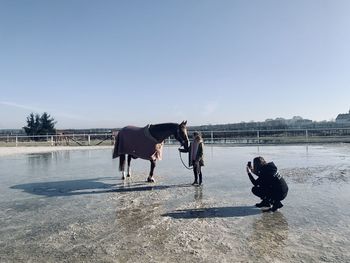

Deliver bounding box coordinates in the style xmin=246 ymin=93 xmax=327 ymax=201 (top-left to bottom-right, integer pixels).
xmin=252 ymin=186 xmax=287 ymax=203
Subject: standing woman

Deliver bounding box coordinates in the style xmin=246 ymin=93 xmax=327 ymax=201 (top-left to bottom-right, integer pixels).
xmin=179 ymin=132 xmax=204 ymax=185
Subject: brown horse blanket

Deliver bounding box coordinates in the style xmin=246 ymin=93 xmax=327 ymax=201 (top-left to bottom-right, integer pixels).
xmin=112 ymin=125 xmax=163 ymax=161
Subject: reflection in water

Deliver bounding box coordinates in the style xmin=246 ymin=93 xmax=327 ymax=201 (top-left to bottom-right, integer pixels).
xmin=194 ymin=186 xmax=203 ymax=202
xmin=27 ymin=152 xmax=53 ymax=168
xmin=248 ymin=212 xmax=289 ymax=258
xmin=193 ymin=186 xmax=204 ymax=211
xmin=121 ymin=180 xmax=132 ymax=189
xmin=27 ymin=151 xmax=71 ymax=170
xmin=209 ymin=146 xmax=214 ymax=160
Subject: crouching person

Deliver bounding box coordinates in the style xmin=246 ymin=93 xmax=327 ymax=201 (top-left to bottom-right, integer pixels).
xmin=246 ymin=156 xmax=288 ymax=212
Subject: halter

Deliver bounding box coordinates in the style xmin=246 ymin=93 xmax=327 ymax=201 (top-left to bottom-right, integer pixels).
xmin=176 ymin=126 xmax=192 ymax=170
xmin=176 ymin=126 xmax=188 ymax=148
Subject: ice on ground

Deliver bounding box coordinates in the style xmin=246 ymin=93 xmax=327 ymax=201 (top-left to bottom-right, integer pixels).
xmin=0 ymin=145 xmax=350 ymax=262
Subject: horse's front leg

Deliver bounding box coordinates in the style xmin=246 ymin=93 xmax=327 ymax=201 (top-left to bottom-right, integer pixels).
xmin=127 ymin=155 xmax=132 ymax=177
xmin=147 ymin=160 xmax=156 ymax=182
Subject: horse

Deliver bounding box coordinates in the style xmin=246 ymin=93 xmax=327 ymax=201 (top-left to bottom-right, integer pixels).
xmin=112 ymin=121 xmax=190 ymax=182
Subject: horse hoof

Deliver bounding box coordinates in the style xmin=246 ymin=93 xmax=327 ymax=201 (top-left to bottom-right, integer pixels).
xmin=147 ymin=177 xmax=155 ymax=183
xmin=127 ymin=174 xmax=131 ymax=177
xmin=122 ymin=176 xmax=126 ymax=180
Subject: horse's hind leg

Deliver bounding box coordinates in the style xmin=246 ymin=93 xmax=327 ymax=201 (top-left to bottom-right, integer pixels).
xmin=147 ymin=160 xmax=156 ymax=182
xmin=127 ymin=155 xmax=132 ymax=177
xmin=119 ymin=154 xmax=126 ymax=180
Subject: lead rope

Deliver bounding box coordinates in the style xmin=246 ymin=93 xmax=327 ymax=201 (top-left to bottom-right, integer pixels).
xmin=179 ymin=150 xmax=192 ymax=170
xmin=176 ymin=125 xmax=192 ymax=170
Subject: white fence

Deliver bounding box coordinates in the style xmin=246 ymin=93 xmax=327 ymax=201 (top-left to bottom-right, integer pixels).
xmin=1 ymin=128 xmax=350 ymax=147
xmin=0 ymin=133 xmax=113 ymax=147
xmin=196 ymin=128 xmax=350 ymax=144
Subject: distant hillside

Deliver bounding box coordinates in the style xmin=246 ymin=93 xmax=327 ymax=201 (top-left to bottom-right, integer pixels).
xmin=189 ymin=116 xmax=350 ymax=131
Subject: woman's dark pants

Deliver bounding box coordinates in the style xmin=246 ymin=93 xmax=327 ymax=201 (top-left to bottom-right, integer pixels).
xmin=193 ymin=162 xmax=202 ymax=185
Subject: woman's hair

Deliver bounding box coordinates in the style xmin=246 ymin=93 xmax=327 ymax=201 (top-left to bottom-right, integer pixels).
xmin=253 ymin=156 xmax=266 ymax=174
xmin=193 ymin=131 xmax=203 ymax=142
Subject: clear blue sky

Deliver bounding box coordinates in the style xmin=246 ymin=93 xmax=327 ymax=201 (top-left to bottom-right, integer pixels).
xmin=1 ymin=0 xmax=350 ymax=129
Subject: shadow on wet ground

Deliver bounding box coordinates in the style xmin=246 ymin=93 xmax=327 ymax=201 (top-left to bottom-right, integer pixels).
xmin=162 ymin=205 xmax=261 ymax=218
xmin=10 ymin=177 xmax=117 ymax=197
xmin=10 ymin=179 xmax=193 ymax=197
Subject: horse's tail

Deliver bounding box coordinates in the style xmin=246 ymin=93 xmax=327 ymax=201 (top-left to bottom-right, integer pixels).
xmin=112 ymin=132 xmax=120 ymax=159
xmin=112 ymin=132 xmax=126 ymax=171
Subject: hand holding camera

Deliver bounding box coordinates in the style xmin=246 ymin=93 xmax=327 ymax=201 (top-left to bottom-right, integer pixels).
xmin=246 ymin=161 xmax=252 ymax=174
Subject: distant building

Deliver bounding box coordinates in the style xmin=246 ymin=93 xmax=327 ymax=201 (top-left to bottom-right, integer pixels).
xmin=336 ymin=109 xmax=350 ymax=123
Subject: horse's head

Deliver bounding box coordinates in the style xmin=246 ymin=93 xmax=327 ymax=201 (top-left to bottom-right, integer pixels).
xmin=175 ymin=120 xmax=189 ymax=150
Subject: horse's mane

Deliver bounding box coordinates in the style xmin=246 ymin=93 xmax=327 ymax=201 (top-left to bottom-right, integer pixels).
xmin=149 ymin=123 xmax=180 ymax=142
xmin=150 ymin=123 xmax=178 ymax=130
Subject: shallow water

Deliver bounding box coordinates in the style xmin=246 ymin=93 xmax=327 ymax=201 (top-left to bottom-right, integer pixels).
xmin=0 ymin=145 xmax=350 ymax=262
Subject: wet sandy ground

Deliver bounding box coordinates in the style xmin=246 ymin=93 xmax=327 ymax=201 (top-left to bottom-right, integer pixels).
xmin=0 ymin=145 xmax=350 ymax=262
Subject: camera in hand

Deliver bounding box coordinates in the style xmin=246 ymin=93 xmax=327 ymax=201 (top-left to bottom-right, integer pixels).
xmin=247 ymin=161 xmax=252 ymax=168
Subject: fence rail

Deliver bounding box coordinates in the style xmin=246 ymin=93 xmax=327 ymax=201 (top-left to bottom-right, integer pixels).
xmin=196 ymin=128 xmax=350 ymax=144
xmin=1 ymin=128 xmax=350 ymax=147
xmin=0 ymin=133 xmax=114 ymax=147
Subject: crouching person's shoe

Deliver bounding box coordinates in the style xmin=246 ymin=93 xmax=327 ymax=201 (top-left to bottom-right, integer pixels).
xmin=271 ymin=201 xmax=283 ymax=212
xmin=255 ymin=199 xmax=271 ymax=208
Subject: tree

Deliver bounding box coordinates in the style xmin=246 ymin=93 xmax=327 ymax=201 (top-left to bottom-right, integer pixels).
xmin=23 ymin=113 xmax=40 ymax=136
xmin=38 ymin=112 xmax=56 ymax=135
xmin=23 ymin=112 xmax=57 ymax=136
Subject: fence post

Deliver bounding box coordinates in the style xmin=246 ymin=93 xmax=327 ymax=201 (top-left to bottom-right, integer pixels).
xmin=211 ymin=131 xmax=213 ymax=144
xmin=257 ymin=130 xmax=260 ymax=144
xmin=51 ymin=136 xmax=54 ymax=146
xmin=15 ymin=136 xmax=18 ymax=147
xmin=305 ymin=129 xmax=309 ymax=143
xmin=88 ymin=135 xmax=91 ymax=146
